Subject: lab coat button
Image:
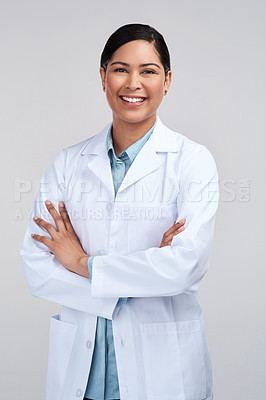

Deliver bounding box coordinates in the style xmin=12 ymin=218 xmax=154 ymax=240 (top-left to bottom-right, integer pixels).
xmin=86 ymin=340 xmax=92 ymax=349
xmin=120 ymin=337 xmax=125 ymax=346
xmin=76 ymin=389 xmax=82 ymax=397
xmin=106 ymin=202 xmax=113 ymax=211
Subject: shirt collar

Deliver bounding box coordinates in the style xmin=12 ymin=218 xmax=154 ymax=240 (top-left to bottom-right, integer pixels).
xmin=106 ymin=116 xmax=158 ymax=163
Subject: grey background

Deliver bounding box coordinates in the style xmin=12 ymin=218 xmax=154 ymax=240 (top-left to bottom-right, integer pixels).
xmin=1 ymin=0 xmax=265 ymax=399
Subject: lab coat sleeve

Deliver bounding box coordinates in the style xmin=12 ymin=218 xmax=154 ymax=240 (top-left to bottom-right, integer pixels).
xmin=20 ymin=150 xmax=119 ymax=319
xmin=90 ymin=145 xmax=219 ymax=298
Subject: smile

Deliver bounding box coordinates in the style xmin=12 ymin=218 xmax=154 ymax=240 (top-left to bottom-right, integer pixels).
xmin=120 ymin=96 xmax=146 ymax=103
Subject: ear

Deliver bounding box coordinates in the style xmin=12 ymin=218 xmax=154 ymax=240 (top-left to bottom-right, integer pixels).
xmin=99 ymin=67 xmax=106 ymax=90
xmin=164 ymin=70 xmax=172 ymax=93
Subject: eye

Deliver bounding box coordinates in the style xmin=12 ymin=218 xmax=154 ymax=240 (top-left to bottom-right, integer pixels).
xmin=142 ymin=70 xmax=155 ymax=74
xmin=114 ymin=68 xmax=127 ymax=72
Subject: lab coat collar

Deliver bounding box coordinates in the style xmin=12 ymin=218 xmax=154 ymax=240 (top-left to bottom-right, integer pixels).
xmin=81 ymin=116 xmax=179 ymax=196
xmin=81 ymin=116 xmax=179 ymax=155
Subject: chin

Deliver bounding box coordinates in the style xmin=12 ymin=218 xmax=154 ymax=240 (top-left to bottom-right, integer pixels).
xmin=116 ymin=111 xmax=155 ymax=125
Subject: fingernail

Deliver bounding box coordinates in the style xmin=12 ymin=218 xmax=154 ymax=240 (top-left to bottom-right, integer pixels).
xmin=45 ymin=200 xmax=51 ymax=205
xmin=33 ymin=216 xmax=37 ymax=221
xmin=31 ymin=234 xmax=35 ymax=237
xmin=59 ymin=201 xmax=65 ymax=207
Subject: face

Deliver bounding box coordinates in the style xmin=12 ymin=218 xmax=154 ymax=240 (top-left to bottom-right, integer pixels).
xmin=99 ymin=40 xmax=172 ymax=126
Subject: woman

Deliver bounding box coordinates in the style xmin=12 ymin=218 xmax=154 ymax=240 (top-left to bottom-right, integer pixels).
xmin=21 ymin=23 xmax=219 ymax=400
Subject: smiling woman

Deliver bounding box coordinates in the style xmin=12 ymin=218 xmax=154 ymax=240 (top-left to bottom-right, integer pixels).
xmin=99 ymin=38 xmax=172 ymax=155
xmin=20 ymin=23 xmax=219 ymax=400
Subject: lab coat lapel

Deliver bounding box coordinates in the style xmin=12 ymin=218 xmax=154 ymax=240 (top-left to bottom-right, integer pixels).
xmin=116 ymin=135 xmax=161 ymax=194
xmin=117 ymin=116 xmax=179 ymax=194
xmin=81 ymin=117 xmax=179 ymax=197
xmin=81 ymin=123 xmax=115 ymax=197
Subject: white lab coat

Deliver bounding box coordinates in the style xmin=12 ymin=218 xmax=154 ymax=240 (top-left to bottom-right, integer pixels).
xmin=20 ymin=116 xmax=219 ymax=400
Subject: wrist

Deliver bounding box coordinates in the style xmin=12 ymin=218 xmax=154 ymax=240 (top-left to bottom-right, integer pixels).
xmin=77 ymin=254 xmax=90 ymax=278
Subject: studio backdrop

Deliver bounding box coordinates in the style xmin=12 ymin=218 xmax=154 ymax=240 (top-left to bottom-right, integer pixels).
xmin=1 ymin=1 xmax=265 ymax=399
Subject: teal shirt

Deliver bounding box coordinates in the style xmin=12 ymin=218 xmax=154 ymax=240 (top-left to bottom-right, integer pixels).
xmin=85 ymin=117 xmax=158 ymax=400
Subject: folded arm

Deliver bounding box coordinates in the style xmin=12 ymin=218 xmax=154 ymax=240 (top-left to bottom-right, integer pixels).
xmin=90 ymin=146 xmax=219 ymax=298
xmin=20 ymin=150 xmax=187 ymax=317
xmin=20 ymin=150 xmax=118 ymax=319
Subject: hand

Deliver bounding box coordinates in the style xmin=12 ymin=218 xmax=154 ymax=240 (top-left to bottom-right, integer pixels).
xmin=31 ymin=200 xmax=89 ymax=278
xmin=160 ymin=218 xmax=186 ymax=248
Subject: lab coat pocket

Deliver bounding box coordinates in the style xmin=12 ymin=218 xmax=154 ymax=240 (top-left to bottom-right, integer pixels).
xmin=140 ymin=320 xmax=206 ymax=400
xmin=46 ymin=314 xmax=78 ymax=400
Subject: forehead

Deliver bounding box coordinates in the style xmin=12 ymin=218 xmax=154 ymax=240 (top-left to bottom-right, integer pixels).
xmin=109 ymin=40 xmax=161 ymax=64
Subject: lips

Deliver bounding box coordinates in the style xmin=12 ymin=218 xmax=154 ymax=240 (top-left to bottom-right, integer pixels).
xmin=120 ymin=95 xmax=147 ymax=99
xmin=119 ymin=95 xmax=147 ymax=105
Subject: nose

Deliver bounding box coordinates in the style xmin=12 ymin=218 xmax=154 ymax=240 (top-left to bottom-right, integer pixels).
xmin=126 ymin=72 xmax=142 ymax=91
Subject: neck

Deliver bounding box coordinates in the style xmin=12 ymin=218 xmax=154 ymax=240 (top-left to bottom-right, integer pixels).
xmin=111 ymin=114 xmax=157 ymax=156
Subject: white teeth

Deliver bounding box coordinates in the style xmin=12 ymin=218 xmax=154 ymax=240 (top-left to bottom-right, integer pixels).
xmin=121 ymin=96 xmax=145 ymax=103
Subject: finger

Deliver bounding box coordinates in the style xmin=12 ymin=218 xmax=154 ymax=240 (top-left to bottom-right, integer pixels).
xmin=172 ymin=226 xmax=185 ymax=237
xmin=45 ymin=200 xmax=65 ymax=231
xmin=161 ymin=226 xmax=185 ymax=248
xmin=163 ymin=218 xmax=186 ymax=236
xmin=160 ymin=239 xmax=173 ymax=248
xmin=175 ymin=217 xmax=186 ymax=225
xmin=163 ymin=219 xmax=186 ymax=241
xmin=163 ymin=227 xmax=185 ymax=244
xmin=58 ymin=201 xmax=75 ymax=233
xmin=31 ymin=233 xmax=53 ymax=248
xmin=33 ymin=216 xmax=57 ymax=237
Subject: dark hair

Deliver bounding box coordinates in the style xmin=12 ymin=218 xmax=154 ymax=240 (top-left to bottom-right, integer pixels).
xmin=100 ymin=23 xmax=171 ymax=77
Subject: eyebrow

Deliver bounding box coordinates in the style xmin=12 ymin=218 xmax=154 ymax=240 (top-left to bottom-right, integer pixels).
xmin=109 ymin=61 xmax=161 ymax=69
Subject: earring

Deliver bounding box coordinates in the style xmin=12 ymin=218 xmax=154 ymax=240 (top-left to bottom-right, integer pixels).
xmin=164 ymin=90 xmax=167 ymax=94
xmin=103 ymin=86 xmax=105 ymax=91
